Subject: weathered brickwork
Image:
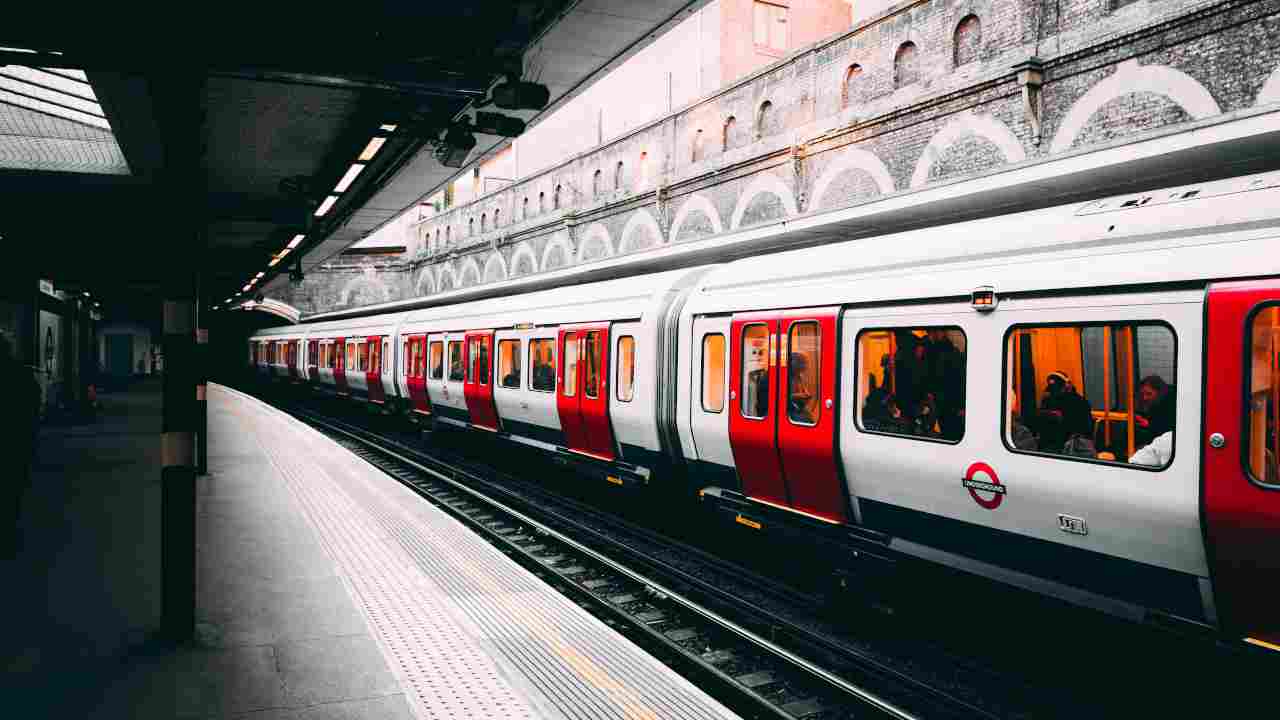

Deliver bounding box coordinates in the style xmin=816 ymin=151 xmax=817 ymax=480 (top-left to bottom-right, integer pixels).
xmin=272 ymin=0 xmax=1280 ymax=316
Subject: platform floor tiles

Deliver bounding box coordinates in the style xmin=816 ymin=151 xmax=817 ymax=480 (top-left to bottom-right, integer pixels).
xmin=88 ymin=384 xmax=742 ymax=719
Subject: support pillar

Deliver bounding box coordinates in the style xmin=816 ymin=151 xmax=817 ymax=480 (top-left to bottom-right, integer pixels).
xmin=161 ymin=288 xmax=196 ymax=643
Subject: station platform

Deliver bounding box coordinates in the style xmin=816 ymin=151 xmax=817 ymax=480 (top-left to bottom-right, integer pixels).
xmin=5 ymin=379 xmax=742 ymax=718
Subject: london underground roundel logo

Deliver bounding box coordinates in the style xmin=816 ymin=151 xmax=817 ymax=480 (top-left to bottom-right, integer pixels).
xmin=962 ymin=462 xmax=1005 ymax=510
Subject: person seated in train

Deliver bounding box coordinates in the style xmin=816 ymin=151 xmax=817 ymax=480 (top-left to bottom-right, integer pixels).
xmin=746 ymin=366 xmax=769 ymax=417
xmin=1130 ymin=430 xmax=1174 ymax=467
xmin=1136 ymin=375 xmax=1176 ymax=447
xmin=1008 ymin=388 xmax=1038 ymax=451
xmin=924 ymin=329 xmax=966 ymax=440
xmin=892 ymin=333 xmax=928 ymax=418
xmin=1034 ymin=371 xmax=1094 ymax=453
xmin=533 ymin=359 xmax=555 ymax=389
xmin=503 ymin=366 xmax=521 ymax=388
xmin=787 ymin=353 xmax=815 ymax=424
xmin=912 ymin=391 xmax=940 ymax=436
xmin=477 ymin=343 xmax=490 ymax=381
xmin=862 ymin=375 xmax=891 ymax=428
xmin=450 ymin=355 xmax=463 ymax=380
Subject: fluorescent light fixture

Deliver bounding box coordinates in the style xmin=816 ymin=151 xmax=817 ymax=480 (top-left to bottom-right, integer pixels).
xmin=380 ymin=123 xmax=397 ymax=132
xmin=225 ymin=298 xmax=233 ymax=303
xmin=242 ymin=284 xmax=252 ymax=292
xmin=268 ymin=256 xmax=282 ymax=267
xmin=254 ymin=272 xmax=265 ymax=279
xmin=287 ymin=234 xmax=304 ymax=249
xmin=358 ymin=136 xmax=386 ymax=161
xmin=314 ymin=195 xmax=339 ymax=217
xmin=333 ymin=163 xmax=366 ymax=193
xmin=82 ymin=291 xmax=91 ymax=297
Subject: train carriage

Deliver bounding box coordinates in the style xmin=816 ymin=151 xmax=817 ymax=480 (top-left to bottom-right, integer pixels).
xmin=248 ymin=169 xmax=1280 ymax=647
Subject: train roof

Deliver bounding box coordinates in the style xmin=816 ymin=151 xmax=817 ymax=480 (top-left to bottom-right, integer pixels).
xmin=683 ymin=170 xmax=1280 ymax=315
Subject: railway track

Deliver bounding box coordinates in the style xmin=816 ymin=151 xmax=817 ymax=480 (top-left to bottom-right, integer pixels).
xmin=272 ymin=397 xmax=1036 ymax=720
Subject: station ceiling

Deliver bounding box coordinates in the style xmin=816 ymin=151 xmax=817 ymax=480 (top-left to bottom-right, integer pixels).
xmin=0 ymin=2 xmax=708 ymax=313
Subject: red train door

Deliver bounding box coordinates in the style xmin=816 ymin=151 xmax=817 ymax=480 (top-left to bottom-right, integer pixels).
xmin=407 ymin=336 xmax=431 ymax=415
xmin=1204 ymin=279 xmax=1280 ymax=643
xmin=366 ymin=337 xmax=386 ymax=403
xmin=288 ymin=340 xmax=300 ymax=380
xmin=308 ymin=340 xmax=319 ymax=383
xmin=556 ymin=325 xmax=616 ymax=460
xmin=463 ymin=331 xmax=499 ymax=430
xmin=776 ymin=310 xmax=845 ymax=523
xmin=334 ymin=336 xmax=349 ymax=395
xmin=729 ymin=315 xmax=787 ymax=506
xmin=728 ymin=310 xmax=845 ymax=521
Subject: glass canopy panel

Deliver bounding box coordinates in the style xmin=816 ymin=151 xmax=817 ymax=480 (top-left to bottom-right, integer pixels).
xmin=0 ymin=65 xmax=128 ymax=175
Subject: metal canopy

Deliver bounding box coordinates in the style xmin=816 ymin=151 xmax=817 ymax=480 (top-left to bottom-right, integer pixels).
xmin=0 ymin=62 xmax=127 ymax=174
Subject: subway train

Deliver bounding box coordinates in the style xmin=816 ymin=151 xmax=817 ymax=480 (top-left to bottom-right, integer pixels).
xmin=250 ymin=170 xmax=1280 ymax=649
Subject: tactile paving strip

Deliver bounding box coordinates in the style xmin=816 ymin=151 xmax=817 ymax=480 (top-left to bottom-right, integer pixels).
xmin=223 ymin=388 xmax=740 ymax=720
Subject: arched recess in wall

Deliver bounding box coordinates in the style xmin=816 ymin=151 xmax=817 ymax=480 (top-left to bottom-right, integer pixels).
xmin=457 ymin=258 xmax=482 ymax=288
xmin=809 ymin=148 xmax=895 ymax=210
xmin=756 ymin=100 xmax=774 ymax=139
xmin=1050 ymin=59 xmax=1221 ymax=153
xmin=415 ymin=268 xmax=437 ymax=297
xmin=841 ymin=64 xmax=863 ymax=109
xmin=909 ymin=111 xmax=1026 ymax=188
xmin=509 ymin=242 xmax=539 ymax=277
xmin=541 ymin=235 xmax=573 ymax=272
xmin=437 ymin=263 xmax=458 ymax=293
xmin=953 ymin=14 xmax=981 ymax=67
xmin=618 ymin=208 xmax=664 ymax=254
xmin=722 ymin=115 xmax=737 ymax=151
xmin=575 ymin=223 xmax=614 ymax=263
xmin=482 ymin=252 xmax=508 ymax=284
xmin=894 ymin=42 xmax=919 ymax=88
xmin=1259 ymin=66 xmax=1280 ymax=105
xmin=729 ymin=173 xmax=799 ymax=230
xmin=691 ymin=129 xmax=704 ymax=163
xmin=339 ymin=276 xmax=390 ymax=307
xmin=669 ymin=193 xmax=724 ymax=242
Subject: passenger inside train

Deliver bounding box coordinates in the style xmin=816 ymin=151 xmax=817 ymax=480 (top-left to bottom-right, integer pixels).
xmin=1249 ymin=306 xmax=1280 ymax=485
xmin=531 ymin=339 xmax=555 ymax=391
xmin=857 ymin=327 xmax=967 ymax=440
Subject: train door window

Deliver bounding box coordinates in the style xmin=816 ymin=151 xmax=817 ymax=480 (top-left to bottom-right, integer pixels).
xmin=498 ymin=340 xmax=521 ymax=388
xmin=856 ymin=327 xmax=966 ymax=442
xmin=616 ymin=336 xmax=635 ymax=402
xmin=584 ymin=332 xmax=601 ymax=398
xmin=741 ymin=324 xmax=770 ymax=419
xmin=477 ymin=337 xmax=489 ymax=385
xmin=448 ymin=341 xmax=464 ymax=381
xmin=346 ymin=342 xmax=355 ymax=370
xmin=702 ymin=333 xmax=725 ymax=412
xmin=563 ymin=332 xmax=579 ymax=397
xmin=1247 ymin=305 xmax=1280 ymax=487
xmin=402 ymin=340 xmax=410 ymax=377
xmin=357 ymin=342 xmax=368 ymax=372
xmin=430 ymin=341 xmax=443 ymax=379
xmin=1004 ymin=322 xmax=1175 ymax=468
xmin=370 ymin=341 xmax=381 ymax=374
xmin=530 ymin=338 xmax=556 ymax=392
xmin=786 ymin=322 xmax=820 ymax=425
xmin=382 ymin=340 xmax=389 ymax=374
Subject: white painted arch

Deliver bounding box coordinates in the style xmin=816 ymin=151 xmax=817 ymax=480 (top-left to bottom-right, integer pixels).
xmin=809 ymin=148 xmax=895 ymax=209
xmin=415 ymin=268 xmax=436 ymax=296
xmin=1050 ymin=59 xmax=1221 ymax=153
xmin=1258 ymin=66 xmax=1280 ymax=106
xmin=729 ymin=173 xmax=799 ymax=230
xmin=910 ymin=111 xmax=1026 ymax=188
xmin=457 ymin=257 xmax=482 ymax=287
xmin=669 ymin=193 xmax=724 ymax=241
xmin=618 ymin=208 xmax=664 ymax=254
xmin=483 ymin=252 xmax=508 ymax=284
xmin=436 ymin=263 xmax=458 ymax=292
xmin=575 ymin=222 xmax=614 ymax=263
xmin=509 ymin=242 xmax=539 ymax=277
xmin=540 ymin=235 xmax=573 ymax=271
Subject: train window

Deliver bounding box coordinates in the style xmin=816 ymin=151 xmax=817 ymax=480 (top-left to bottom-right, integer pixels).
xmin=584 ymin=332 xmax=601 ymax=398
xmin=786 ymin=322 xmax=820 ymax=425
xmin=1004 ymin=322 xmax=1175 ymax=468
xmin=564 ymin=332 xmax=579 ymax=397
xmin=370 ymin=341 xmax=381 ymax=375
xmin=857 ymin=327 xmax=966 ymax=442
xmin=430 ymin=341 xmax=443 ymax=379
xmin=478 ymin=337 xmax=489 ymax=385
xmin=413 ymin=339 xmax=425 ymax=378
xmin=616 ymin=336 xmax=635 ymax=402
xmin=702 ymin=334 xmax=725 ymax=413
xmin=529 ymin=338 xmax=556 ymax=392
xmin=498 ymin=339 xmax=521 ymax=388
xmin=1247 ymin=305 xmax=1280 ymax=487
xmin=741 ymin=324 xmax=770 ymax=419
xmin=448 ymin=341 xmax=464 ymax=382
xmin=357 ymin=342 xmax=368 ymax=372
xmin=346 ymin=342 xmax=355 ymax=371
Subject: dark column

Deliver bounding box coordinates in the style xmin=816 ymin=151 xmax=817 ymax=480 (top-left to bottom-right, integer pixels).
xmin=196 ymin=286 xmax=208 ymax=476
xmin=161 ymin=287 xmax=196 ymax=642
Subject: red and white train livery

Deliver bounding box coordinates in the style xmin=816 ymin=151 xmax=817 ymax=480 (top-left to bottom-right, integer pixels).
xmin=250 ymin=171 xmax=1280 ymax=649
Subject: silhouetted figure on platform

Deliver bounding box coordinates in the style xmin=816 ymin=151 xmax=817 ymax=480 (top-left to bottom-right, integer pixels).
xmin=0 ymin=334 xmax=40 ymax=556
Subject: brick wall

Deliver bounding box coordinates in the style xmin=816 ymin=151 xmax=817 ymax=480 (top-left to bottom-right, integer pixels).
xmin=271 ymin=0 xmax=1280 ymax=316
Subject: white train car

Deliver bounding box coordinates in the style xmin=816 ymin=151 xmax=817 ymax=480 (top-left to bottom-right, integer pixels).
xmin=248 ymin=169 xmax=1280 ymax=647
xmin=299 ymin=315 xmax=404 ymax=406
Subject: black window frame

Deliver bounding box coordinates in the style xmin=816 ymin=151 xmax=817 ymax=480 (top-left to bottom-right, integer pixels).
xmin=429 ymin=340 xmax=444 ymax=380
xmin=1243 ymin=302 xmax=1280 ymax=490
xmin=853 ymin=325 xmax=967 ymax=445
xmin=785 ymin=320 xmax=821 ymax=427
xmin=740 ymin=322 xmax=770 ymax=421
xmin=616 ymin=335 xmax=635 ymax=402
xmin=999 ymin=320 xmax=1178 ymax=472
xmin=447 ymin=340 xmax=464 ymax=382
xmin=498 ymin=338 xmax=522 ymax=390
xmin=529 ymin=337 xmax=556 ymax=393
xmin=701 ymin=332 xmax=726 ymax=414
